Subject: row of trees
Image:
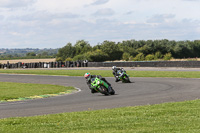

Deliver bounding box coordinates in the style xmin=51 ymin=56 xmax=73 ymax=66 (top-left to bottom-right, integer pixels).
xmin=56 ymin=39 xmax=200 ymax=62
xmin=0 ymin=49 xmax=58 ymax=60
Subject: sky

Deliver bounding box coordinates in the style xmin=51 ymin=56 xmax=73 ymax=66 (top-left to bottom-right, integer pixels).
xmin=0 ymin=0 xmax=200 ymax=48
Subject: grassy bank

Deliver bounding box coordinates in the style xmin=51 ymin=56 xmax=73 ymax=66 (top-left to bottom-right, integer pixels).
xmin=0 ymin=82 xmax=75 ymax=102
xmin=0 ymin=100 xmax=199 ymax=133
xmin=0 ymin=69 xmax=200 ymax=132
xmin=1 ymin=69 xmax=200 ymax=78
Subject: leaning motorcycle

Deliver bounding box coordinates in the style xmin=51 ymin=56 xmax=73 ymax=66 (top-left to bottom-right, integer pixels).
xmin=117 ymin=70 xmax=131 ymax=83
xmin=90 ymin=77 xmax=115 ymax=95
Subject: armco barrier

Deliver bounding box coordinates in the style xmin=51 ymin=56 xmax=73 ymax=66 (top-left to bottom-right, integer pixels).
xmin=88 ymin=61 xmax=200 ymax=68
xmin=1 ymin=61 xmax=200 ymax=69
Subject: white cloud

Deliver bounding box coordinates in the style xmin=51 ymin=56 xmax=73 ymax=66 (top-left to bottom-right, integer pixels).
xmin=93 ymin=8 xmax=115 ymax=16
xmin=33 ymin=0 xmax=94 ymax=13
xmin=147 ymin=14 xmax=176 ymax=23
xmin=9 ymin=31 xmax=23 ymax=36
xmin=0 ymin=15 xmax=4 ymax=20
xmin=91 ymin=0 xmax=110 ymax=5
xmin=0 ymin=0 xmax=36 ymax=8
xmin=0 ymin=0 xmax=200 ymax=48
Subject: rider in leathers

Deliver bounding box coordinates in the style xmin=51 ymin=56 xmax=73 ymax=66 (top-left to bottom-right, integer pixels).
xmin=84 ymin=73 xmax=111 ymax=93
xmin=112 ymin=66 xmax=126 ymax=82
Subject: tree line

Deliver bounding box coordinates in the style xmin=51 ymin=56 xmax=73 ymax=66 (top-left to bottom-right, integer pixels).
xmin=56 ymin=39 xmax=200 ymax=62
xmin=0 ymin=48 xmax=58 ymax=60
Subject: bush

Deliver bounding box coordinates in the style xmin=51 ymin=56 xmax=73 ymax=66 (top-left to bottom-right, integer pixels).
xmin=65 ymin=57 xmax=73 ymax=61
xmin=145 ymin=54 xmax=155 ymax=61
xmin=129 ymin=56 xmax=134 ymax=61
xmin=163 ymin=53 xmax=172 ymax=60
xmin=56 ymin=57 xmax=63 ymax=61
xmin=133 ymin=53 xmax=145 ymax=61
xmin=72 ymin=54 xmax=86 ymax=61
xmin=154 ymin=51 xmax=163 ymax=59
xmin=86 ymin=49 xmax=109 ymax=62
xmin=71 ymin=50 xmax=109 ymax=62
xmin=122 ymin=52 xmax=131 ymax=61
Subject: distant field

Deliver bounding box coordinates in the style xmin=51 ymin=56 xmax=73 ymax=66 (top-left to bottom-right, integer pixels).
xmin=170 ymin=58 xmax=200 ymax=61
xmin=0 ymin=58 xmax=56 ymax=64
xmin=1 ymin=58 xmax=200 ymax=64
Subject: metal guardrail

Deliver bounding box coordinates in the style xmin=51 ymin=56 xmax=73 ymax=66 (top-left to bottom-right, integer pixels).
xmin=87 ymin=61 xmax=200 ymax=68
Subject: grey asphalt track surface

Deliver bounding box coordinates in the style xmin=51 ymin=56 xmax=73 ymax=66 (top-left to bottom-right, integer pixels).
xmin=0 ymin=74 xmax=200 ymax=119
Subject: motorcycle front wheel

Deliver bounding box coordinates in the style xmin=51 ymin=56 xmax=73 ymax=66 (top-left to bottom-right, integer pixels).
xmin=123 ymin=76 xmax=131 ymax=83
xmin=109 ymin=87 xmax=115 ymax=95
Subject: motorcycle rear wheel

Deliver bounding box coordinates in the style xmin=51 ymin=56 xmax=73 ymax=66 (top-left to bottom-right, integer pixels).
xmin=99 ymin=86 xmax=109 ymax=95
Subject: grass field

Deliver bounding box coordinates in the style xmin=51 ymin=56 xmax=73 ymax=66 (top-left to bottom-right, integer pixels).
xmin=0 ymin=69 xmax=200 ymax=132
xmin=0 ymin=100 xmax=199 ymax=133
xmin=0 ymin=82 xmax=75 ymax=102
xmin=1 ymin=69 xmax=200 ymax=78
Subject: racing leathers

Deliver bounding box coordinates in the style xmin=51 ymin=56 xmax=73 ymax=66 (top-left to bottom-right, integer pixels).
xmin=112 ymin=67 xmax=126 ymax=82
xmin=86 ymin=75 xmax=111 ymax=93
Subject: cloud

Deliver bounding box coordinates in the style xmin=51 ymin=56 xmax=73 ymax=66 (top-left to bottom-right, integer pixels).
xmin=125 ymin=10 xmax=134 ymax=15
xmin=1 ymin=15 xmax=200 ymax=48
xmin=147 ymin=14 xmax=175 ymax=23
xmin=91 ymin=0 xmax=110 ymax=5
xmin=182 ymin=0 xmax=200 ymax=1
xmin=131 ymin=18 xmax=200 ymax=41
xmin=0 ymin=0 xmax=36 ymax=8
xmin=0 ymin=15 xmax=4 ymax=20
xmin=93 ymin=8 xmax=115 ymax=16
xmin=1 ymin=0 xmax=200 ymax=48
xmin=16 ymin=11 xmax=80 ymax=21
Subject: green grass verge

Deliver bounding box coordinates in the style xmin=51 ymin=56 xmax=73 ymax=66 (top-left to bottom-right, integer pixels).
xmin=0 ymin=69 xmax=200 ymax=132
xmin=0 ymin=82 xmax=75 ymax=101
xmin=0 ymin=100 xmax=199 ymax=133
xmin=1 ymin=69 xmax=200 ymax=78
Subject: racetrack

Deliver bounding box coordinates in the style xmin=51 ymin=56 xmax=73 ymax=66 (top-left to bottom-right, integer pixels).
xmin=0 ymin=74 xmax=200 ymax=119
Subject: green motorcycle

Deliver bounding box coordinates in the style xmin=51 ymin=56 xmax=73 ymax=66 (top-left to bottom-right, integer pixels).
xmin=90 ymin=77 xmax=115 ymax=95
xmin=117 ymin=70 xmax=131 ymax=83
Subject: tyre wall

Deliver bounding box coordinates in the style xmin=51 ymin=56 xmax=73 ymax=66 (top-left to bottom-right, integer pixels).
xmin=1 ymin=61 xmax=200 ymax=69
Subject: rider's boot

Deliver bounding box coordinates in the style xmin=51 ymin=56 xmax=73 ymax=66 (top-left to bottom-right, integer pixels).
xmin=108 ymin=86 xmax=112 ymax=93
xmin=115 ymin=77 xmax=120 ymax=82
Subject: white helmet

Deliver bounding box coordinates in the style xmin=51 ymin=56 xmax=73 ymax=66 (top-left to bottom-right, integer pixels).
xmin=112 ymin=66 xmax=116 ymax=70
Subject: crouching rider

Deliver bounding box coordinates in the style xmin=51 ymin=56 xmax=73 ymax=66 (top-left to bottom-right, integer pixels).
xmin=84 ymin=73 xmax=111 ymax=93
xmin=112 ymin=66 xmax=126 ymax=82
